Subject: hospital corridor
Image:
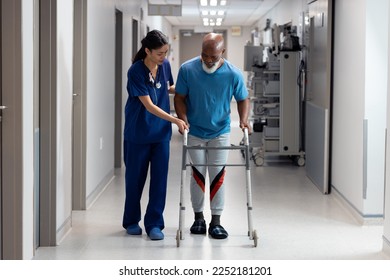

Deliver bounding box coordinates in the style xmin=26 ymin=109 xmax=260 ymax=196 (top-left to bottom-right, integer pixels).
xmin=32 ymin=111 xmax=388 ymax=260
xmin=2 ymin=1 xmax=390 ymax=274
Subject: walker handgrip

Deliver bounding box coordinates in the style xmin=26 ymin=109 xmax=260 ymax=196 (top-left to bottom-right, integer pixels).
xmin=183 ymin=129 xmax=188 ymax=146
xmin=243 ymin=128 xmax=249 ymax=146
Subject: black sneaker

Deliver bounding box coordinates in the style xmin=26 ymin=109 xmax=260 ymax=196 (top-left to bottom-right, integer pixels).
xmin=208 ymin=224 xmax=228 ymax=239
xmin=190 ymin=219 xmax=207 ymax=234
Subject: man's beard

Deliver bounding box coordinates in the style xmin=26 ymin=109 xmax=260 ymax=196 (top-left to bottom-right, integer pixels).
xmin=202 ymin=59 xmax=220 ymax=74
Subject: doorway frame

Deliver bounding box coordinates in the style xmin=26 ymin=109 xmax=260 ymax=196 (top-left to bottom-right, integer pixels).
xmin=0 ymin=0 xmax=2 ymax=259
xmin=33 ymin=0 xmax=40 ymax=251
xmin=72 ymin=0 xmax=87 ymax=210
xmin=39 ymin=0 xmax=57 ymax=246
xmin=1 ymin=0 xmax=23 ymax=259
xmin=114 ymin=9 xmax=123 ymax=169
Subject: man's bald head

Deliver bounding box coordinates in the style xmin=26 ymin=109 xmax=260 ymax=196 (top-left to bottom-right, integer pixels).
xmin=202 ymin=33 xmax=225 ymax=52
xmin=200 ymin=33 xmax=225 ymax=73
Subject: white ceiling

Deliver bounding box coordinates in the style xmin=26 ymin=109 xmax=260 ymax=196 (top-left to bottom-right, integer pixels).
xmin=147 ymin=0 xmax=281 ymax=27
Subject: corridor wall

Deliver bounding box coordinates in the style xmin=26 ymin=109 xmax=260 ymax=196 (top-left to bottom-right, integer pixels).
xmin=384 ymin=0 xmax=390 ymax=256
xmin=332 ymin=0 xmax=387 ymax=219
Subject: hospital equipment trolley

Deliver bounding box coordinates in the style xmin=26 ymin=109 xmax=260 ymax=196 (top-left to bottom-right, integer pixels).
xmin=176 ymin=128 xmax=258 ymax=247
xmin=245 ymin=46 xmax=305 ymax=166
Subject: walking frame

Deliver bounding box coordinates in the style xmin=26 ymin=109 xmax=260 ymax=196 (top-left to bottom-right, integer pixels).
xmin=176 ymin=128 xmax=258 ymax=247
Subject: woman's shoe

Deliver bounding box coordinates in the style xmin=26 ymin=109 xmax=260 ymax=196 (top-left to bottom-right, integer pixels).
xmin=148 ymin=228 xmax=164 ymax=240
xmin=126 ymin=224 xmax=142 ymax=235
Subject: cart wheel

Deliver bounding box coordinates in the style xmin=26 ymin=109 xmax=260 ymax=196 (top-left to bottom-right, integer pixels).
xmin=176 ymin=230 xmax=181 ymax=247
xmin=297 ymin=156 xmax=305 ymax=167
xmin=253 ymin=153 xmax=264 ymax=166
xmin=252 ymin=230 xmax=258 ymax=247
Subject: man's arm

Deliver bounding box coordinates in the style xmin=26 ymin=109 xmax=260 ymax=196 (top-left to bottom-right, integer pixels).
xmin=174 ymin=93 xmax=190 ymax=129
xmin=237 ymin=98 xmax=251 ymax=133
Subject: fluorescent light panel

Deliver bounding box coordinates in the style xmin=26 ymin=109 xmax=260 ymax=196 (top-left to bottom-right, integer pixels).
xmin=200 ymin=0 xmax=226 ymax=6
xmin=199 ymin=1 xmax=226 ymax=26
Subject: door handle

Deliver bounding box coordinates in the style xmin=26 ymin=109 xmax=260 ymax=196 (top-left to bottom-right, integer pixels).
xmin=0 ymin=105 xmax=6 ymax=122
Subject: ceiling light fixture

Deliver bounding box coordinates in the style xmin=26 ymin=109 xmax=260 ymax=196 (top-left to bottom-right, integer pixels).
xmin=199 ymin=0 xmax=227 ymax=27
xmin=200 ymin=0 xmax=227 ymax=6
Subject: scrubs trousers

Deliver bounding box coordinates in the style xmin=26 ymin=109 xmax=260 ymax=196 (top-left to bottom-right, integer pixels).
xmin=122 ymin=140 xmax=170 ymax=235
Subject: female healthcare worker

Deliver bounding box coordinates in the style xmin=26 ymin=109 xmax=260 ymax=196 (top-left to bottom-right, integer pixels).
xmin=122 ymin=30 xmax=188 ymax=240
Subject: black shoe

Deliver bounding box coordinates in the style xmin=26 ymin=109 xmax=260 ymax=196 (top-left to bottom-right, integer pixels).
xmin=190 ymin=219 xmax=206 ymax=234
xmin=208 ymin=224 xmax=228 ymax=239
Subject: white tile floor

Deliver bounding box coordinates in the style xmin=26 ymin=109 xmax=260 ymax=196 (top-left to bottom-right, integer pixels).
xmin=33 ymin=114 xmax=389 ymax=260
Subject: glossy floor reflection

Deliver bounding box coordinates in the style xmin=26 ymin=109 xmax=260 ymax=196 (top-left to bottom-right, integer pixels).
xmin=33 ymin=123 xmax=389 ymax=260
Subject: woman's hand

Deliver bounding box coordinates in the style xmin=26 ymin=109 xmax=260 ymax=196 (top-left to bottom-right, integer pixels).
xmin=174 ymin=118 xmax=189 ymax=134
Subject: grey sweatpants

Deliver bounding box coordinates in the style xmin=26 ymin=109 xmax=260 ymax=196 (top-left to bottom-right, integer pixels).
xmin=188 ymin=133 xmax=230 ymax=216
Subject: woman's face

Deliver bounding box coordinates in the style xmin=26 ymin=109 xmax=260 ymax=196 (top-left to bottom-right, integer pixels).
xmin=147 ymin=44 xmax=169 ymax=65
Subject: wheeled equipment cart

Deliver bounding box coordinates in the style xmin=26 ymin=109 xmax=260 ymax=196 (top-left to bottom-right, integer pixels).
xmin=176 ymin=128 xmax=258 ymax=247
xmin=245 ymin=46 xmax=306 ymax=167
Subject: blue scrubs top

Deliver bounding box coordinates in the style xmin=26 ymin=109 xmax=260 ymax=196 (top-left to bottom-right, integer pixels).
xmin=124 ymin=59 xmax=173 ymax=144
xmin=175 ymin=57 xmax=248 ymax=139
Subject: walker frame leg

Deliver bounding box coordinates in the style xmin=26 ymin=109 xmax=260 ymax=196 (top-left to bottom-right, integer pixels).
xmin=244 ymin=129 xmax=259 ymax=247
xmin=177 ymin=129 xmax=258 ymax=247
xmin=177 ymin=130 xmax=188 ymax=247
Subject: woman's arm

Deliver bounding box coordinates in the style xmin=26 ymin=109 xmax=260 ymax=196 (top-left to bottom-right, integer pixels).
xmin=138 ymin=95 xmax=188 ymax=133
xmin=168 ymin=84 xmax=176 ymax=94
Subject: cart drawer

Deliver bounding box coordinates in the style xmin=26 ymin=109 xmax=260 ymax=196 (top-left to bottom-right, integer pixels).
xmin=263 ymin=80 xmax=279 ymax=95
xmin=264 ymin=126 xmax=279 ymax=137
xmin=264 ymin=139 xmax=279 ymax=152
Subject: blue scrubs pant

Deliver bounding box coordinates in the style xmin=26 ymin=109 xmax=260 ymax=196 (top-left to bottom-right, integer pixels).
xmin=122 ymin=140 xmax=169 ymax=235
